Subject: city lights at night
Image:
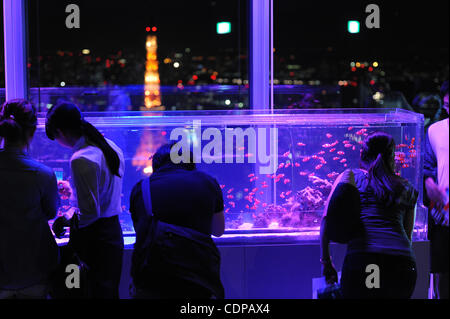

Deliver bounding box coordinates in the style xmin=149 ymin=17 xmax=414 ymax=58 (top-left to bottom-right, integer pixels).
xmin=0 ymin=0 xmax=448 ymax=305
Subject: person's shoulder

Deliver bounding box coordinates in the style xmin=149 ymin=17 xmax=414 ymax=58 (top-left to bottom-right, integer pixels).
xmin=70 ymin=153 xmax=100 ymax=174
xmin=350 ymin=168 xmax=367 ymax=179
xmin=32 ymin=159 xmax=53 ymax=175
xmin=71 ymin=145 xmax=99 ymax=158
xmin=345 ymin=168 xmax=369 ymax=189
xmin=26 ymin=158 xmax=56 ymax=181
xmin=336 ymin=168 xmax=361 ymax=186
xmin=192 ymin=170 xmax=218 ymax=183
xmin=190 ymin=170 xmax=222 ymax=190
xmin=428 ymin=119 xmax=448 ymax=135
xmin=131 ymin=179 xmax=144 ymax=198
xmin=71 ymin=146 xmax=101 ymax=165
xmin=105 ymin=138 xmax=124 ymax=156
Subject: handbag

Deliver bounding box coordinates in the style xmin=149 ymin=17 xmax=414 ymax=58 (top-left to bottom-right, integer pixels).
xmin=131 ymin=177 xmax=224 ymax=299
xmin=317 ymin=283 xmax=343 ymax=299
xmin=49 ymin=213 xmax=90 ymax=299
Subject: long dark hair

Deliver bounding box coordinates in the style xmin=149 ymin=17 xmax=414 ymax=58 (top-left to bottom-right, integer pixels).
xmin=45 ymin=101 xmax=121 ymax=177
xmin=360 ymin=131 xmax=402 ymax=207
xmin=0 ymin=99 xmax=37 ymax=145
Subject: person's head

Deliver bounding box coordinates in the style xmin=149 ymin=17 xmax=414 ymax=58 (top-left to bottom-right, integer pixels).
xmin=360 ymin=131 xmax=395 ymax=173
xmin=152 ymin=141 xmax=196 ymax=172
xmin=440 ymin=80 xmax=449 ymax=115
xmin=360 ymin=131 xmax=399 ymax=206
xmin=45 ymin=101 xmax=83 ymax=148
xmin=0 ymin=99 xmax=37 ymax=148
xmin=46 ymin=101 xmax=121 ymax=177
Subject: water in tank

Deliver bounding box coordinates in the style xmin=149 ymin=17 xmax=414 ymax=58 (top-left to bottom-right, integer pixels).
xmin=30 ymin=108 xmax=427 ymax=244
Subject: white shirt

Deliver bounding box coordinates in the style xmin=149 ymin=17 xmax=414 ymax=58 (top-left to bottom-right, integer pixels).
xmin=71 ymin=136 xmax=125 ymax=228
xmin=428 ymin=118 xmax=449 ymax=192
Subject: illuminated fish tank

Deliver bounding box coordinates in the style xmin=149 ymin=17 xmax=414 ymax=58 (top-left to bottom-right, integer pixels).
xmin=31 ymin=108 xmax=427 ymax=244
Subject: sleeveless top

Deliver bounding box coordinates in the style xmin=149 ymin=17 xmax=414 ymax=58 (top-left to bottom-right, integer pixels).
xmin=346 ymin=169 xmax=418 ymax=260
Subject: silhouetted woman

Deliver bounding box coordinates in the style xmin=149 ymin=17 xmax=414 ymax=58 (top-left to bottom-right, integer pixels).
xmin=0 ymin=99 xmax=59 ymax=299
xmin=46 ymin=102 xmax=125 ymax=298
xmin=321 ymin=131 xmax=418 ymax=298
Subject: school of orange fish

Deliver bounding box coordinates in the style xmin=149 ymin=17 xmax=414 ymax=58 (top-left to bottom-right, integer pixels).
xmin=221 ymin=127 xmax=418 ymax=230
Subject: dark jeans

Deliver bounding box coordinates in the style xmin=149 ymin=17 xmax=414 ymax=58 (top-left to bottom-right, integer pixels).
xmin=428 ymin=216 xmax=449 ymax=299
xmin=72 ymin=215 xmax=124 ymax=299
xmin=429 ymin=225 xmax=449 ymax=273
xmin=341 ymin=252 xmax=417 ymax=299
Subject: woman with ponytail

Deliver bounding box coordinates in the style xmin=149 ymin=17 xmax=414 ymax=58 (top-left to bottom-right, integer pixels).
xmin=320 ymin=131 xmax=418 ymax=299
xmin=46 ymin=101 xmax=125 ymax=298
xmin=0 ymin=99 xmax=59 ymax=299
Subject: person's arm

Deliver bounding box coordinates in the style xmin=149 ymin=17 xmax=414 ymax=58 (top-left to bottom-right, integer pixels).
xmin=423 ymin=130 xmax=447 ymax=212
xmin=319 ymin=171 xmax=351 ymax=284
xmin=40 ymin=171 xmax=60 ymax=221
xmin=211 ymin=178 xmax=225 ymax=237
xmin=211 ymin=210 xmax=225 ymax=237
xmin=423 ymin=131 xmax=437 ymax=185
xmin=322 ymin=168 xmax=355 ymax=219
xmin=403 ymin=205 xmax=416 ymax=242
xmin=320 ymin=216 xmax=332 ymax=262
xmin=321 ymin=183 xmax=335 ymax=264
xmin=425 ymin=178 xmax=447 ymax=212
xmin=320 ymin=219 xmax=338 ymax=284
xmin=129 ymin=181 xmax=145 ymax=231
xmin=70 ymin=157 xmax=100 ymax=225
xmin=320 ymin=195 xmax=336 ymax=284
xmin=402 ymin=184 xmax=418 ymax=241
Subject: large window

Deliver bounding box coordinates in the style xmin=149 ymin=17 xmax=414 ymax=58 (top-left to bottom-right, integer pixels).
xmin=2 ymin=1 xmax=447 ymax=116
xmin=273 ymin=0 xmax=449 ymax=122
xmin=27 ymin=0 xmax=248 ymax=112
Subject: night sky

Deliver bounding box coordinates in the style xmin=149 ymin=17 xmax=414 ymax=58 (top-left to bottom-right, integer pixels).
xmin=27 ymin=0 xmax=245 ymax=54
xmin=21 ymin=0 xmax=449 ymax=58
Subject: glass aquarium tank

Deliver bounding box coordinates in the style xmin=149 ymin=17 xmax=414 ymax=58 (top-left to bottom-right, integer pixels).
xmin=31 ymin=108 xmax=427 ymax=244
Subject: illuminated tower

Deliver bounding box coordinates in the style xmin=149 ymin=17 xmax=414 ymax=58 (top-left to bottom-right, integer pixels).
xmin=133 ymin=27 xmax=165 ymax=175
xmin=142 ymin=27 xmax=163 ymax=110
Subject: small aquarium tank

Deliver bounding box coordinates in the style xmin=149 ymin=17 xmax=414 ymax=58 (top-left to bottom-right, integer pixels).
xmin=31 ymin=108 xmax=427 ymax=244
